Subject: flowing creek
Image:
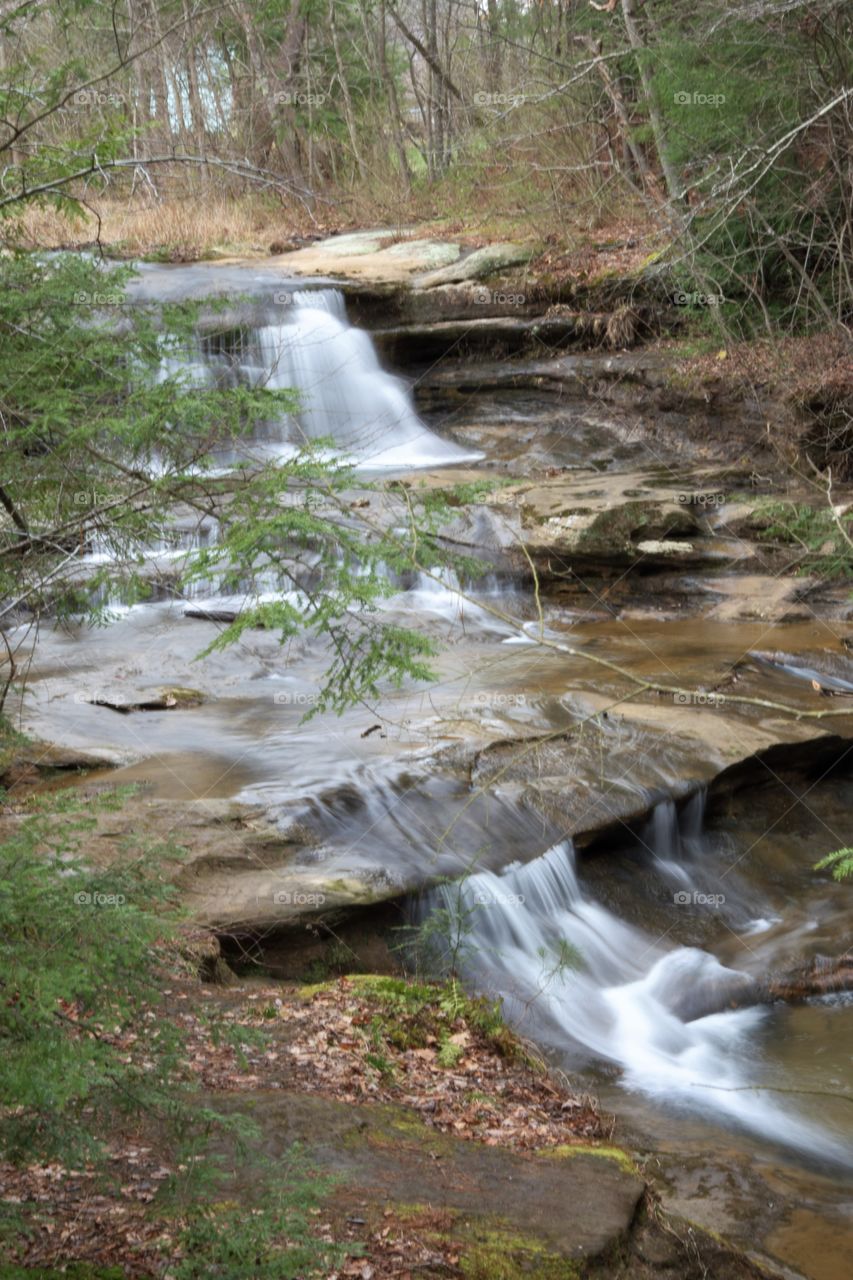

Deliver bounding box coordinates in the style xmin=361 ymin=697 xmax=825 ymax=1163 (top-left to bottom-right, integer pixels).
xmin=10 ymin=269 xmax=852 ymax=1279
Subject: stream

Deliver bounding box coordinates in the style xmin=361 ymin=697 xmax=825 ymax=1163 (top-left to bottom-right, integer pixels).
xmin=10 ymin=268 xmax=852 ymax=1279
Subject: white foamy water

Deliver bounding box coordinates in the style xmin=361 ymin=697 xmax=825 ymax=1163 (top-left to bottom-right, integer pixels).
xmin=384 ymin=568 xmax=515 ymax=635
xmin=252 ymin=302 xmax=476 ymax=467
xmin=160 ymin=289 xmax=479 ymax=471
xmin=427 ymin=838 xmax=852 ymax=1168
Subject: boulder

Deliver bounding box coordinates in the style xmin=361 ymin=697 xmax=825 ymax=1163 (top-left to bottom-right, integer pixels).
xmin=267 ymin=232 xmax=461 ymax=282
xmin=418 ymin=242 xmax=534 ymax=287
xmin=215 ymin=1091 xmax=645 ymax=1265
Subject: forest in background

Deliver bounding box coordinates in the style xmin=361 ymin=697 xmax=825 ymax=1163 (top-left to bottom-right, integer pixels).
xmin=2 ymin=6 xmax=853 ymax=1278
xmin=0 ymin=0 xmax=851 ymax=339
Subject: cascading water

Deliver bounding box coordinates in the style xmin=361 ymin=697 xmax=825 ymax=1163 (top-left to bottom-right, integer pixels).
xmin=171 ymin=287 xmax=480 ymax=470
xmin=79 ymin=280 xmax=481 ymax=612
xmin=394 ymin=567 xmax=516 ymax=635
xmin=641 ymin=791 xmax=706 ymax=885
xmin=423 ymin=808 xmax=852 ymax=1169
xmin=288 ymin=288 xmax=348 ymax=319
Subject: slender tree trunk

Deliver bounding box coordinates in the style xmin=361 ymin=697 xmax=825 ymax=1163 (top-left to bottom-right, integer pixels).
xmin=330 ymin=4 xmax=367 ymax=181
xmin=619 ymin=0 xmax=684 ymax=209
xmin=378 ymin=1 xmax=412 ymax=191
xmin=486 ymin=0 xmax=501 ymax=91
xmin=181 ymin=0 xmax=206 ymax=152
xmin=141 ymin=0 xmax=171 ymax=142
xmin=575 ymin=34 xmax=652 ymax=190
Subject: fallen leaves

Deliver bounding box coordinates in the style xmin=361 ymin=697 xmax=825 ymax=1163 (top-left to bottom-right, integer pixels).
xmin=0 ymin=1150 xmax=173 ymax=1276
xmin=173 ymin=975 xmax=601 ymax=1151
xmin=1 ymin=973 xmax=602 ymax=1278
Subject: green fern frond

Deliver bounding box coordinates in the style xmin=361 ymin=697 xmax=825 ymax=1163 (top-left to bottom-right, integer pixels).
xmin=814 ymin=848 xmax=853 ymax=881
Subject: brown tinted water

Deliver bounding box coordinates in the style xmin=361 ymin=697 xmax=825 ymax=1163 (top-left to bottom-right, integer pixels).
xmin=9 ymin=364 xmax=852 ymax=1280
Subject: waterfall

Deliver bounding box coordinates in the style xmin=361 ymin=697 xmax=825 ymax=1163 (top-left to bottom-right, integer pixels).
xmin=641 ymin=790 xmax=706 ymax=885
xmin=288 ymin=288 xmax=348 ymax=318
xmin=392 ymin=566 xmax=515 ymax=634
xmin=166 ymin=288 xmax=479 ymax=471
xmin=423 ymin=808 xmax=851 ymax=1167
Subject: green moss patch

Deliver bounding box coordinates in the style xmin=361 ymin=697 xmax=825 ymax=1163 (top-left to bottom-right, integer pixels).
xmin=388 ymin=1209 xmax=580 ymax=1280
xmin=536 ymin=1143 xmax=640 ymax=1176
xmin=461 ymin=1234 xmax=579 ymax=1280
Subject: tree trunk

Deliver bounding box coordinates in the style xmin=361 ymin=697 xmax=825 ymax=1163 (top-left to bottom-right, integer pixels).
xmin=575 ymin=34 xmax=652 ymax=190
xmin=619 ymin=0 xmax=684 ymax=210
xmin=676 ymin=951 xmax=853 ymax=1024
xmin=378 ymin=0 xmax=412 ymax=191
xmin=181 ymin=0 xmax=206 ymax=152
xmin=330 ymin=4 xmax=367 ymax=182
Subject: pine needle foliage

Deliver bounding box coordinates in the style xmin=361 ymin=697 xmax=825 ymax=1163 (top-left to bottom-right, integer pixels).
xmin=0 ymin=784 xmax=185 ymax=1165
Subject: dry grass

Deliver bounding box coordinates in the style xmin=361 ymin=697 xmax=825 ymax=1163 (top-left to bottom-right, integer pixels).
xmin=5 ymin=162 xmax=655 ymax=262
xmin=8 ymin=191 xmax=327 ymax=258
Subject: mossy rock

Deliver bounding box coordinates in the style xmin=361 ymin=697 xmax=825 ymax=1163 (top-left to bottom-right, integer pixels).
xmin=574 ymin=500 xmax=694 ymax=554
xmin=392 ymin=1208 xmax=581 ymax=1280
xmin=533 ymin=498 xmax=698 ymax=558
xmin=419 ymin=242 xmax=535 ymax=287
xmin=83 ymin=686 xmax=205 ymax=712
xmin=461 ymin=1231 xmax=580 ymax=1280
xmin=156 ymin=686 xmax=205 ymax=708
xmin=536 ymin=1143 xmax=640 ymax=1177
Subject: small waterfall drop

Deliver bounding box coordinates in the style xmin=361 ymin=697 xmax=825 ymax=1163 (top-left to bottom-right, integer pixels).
xmin=288 ymin=288 xmax=348 ymax=318
xmin=392 ymin=566 xmax=515 ymax=635
xmin=423 ymin=814 xmax=851 ymax=1168
xmin=642 ymin=790 xmax=706 ymax=885
xmin=170 ymin=288 xmax=479 ymax=470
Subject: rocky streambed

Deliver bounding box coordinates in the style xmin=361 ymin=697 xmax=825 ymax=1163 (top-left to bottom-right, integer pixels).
xmin=3 ymin=235 xmax=852 ymax=1279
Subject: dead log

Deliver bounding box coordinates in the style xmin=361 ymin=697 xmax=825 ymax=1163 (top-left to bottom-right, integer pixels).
xmin=765 ymin=950 xmax=852 ymax=1004
xmin=683 ymin=950 xmax=852 ymax=1022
